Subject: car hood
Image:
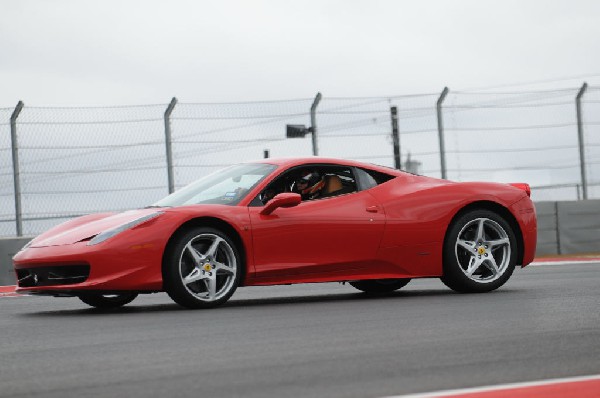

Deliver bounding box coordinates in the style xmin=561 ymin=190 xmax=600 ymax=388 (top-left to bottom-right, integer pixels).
xmin=30 ymin=208 xmax=163 ymax=247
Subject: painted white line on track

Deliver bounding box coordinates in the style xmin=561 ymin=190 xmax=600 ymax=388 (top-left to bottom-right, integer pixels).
xmin=381 ymin=374 xmax=600 ymax=398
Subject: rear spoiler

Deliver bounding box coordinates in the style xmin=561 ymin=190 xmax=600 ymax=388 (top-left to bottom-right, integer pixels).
xmin=508 ymin=183 xmax=531 ymax=197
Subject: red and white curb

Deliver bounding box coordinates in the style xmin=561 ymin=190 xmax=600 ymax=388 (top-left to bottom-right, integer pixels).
xmin=0 ymin=285 xmax=21 ymax=298
xmin=383 ymin=374 xmax=600 ymax=398
xmin=531 ymin=257 xmax=600 ymax=266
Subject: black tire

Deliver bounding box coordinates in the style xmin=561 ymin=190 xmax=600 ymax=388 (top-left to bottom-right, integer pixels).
xmin=78 ymin=293 xmax=138 ymax=309
xmin=441 ymin=209 xmax=517 ymax=293
xmin=163 ymin=227 xmax=242 ymax=309
xmin=349 ymin=278 xmax=411 ymax=294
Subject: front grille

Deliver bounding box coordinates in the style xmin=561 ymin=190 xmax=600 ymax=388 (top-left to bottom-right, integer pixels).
xmin=17 ymin=265 xmax=90 ymax=287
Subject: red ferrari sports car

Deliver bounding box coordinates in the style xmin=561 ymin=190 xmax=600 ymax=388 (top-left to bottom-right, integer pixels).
xmin=13 ymin=157 xmax=536 ymax=309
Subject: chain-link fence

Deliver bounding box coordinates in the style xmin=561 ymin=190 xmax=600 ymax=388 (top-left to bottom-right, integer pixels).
xmin=170 ymin=99 xmax=315 ymax=190
xmin=1 ymin=105 xmax=168 ymax=236
xmin=1 ymin=85 xmax=599 ymax=237
xmin=0 ymin=107 xmax=15 ymax=236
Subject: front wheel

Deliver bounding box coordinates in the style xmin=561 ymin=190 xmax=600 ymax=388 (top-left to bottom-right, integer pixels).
xmin=441 ymin=209 xmax=517 ymax=293
xmin=163 ymin=227 xmax=241 ymax=309
xmin=78 ymin=293 xmax=138 ymax=309
xmin=350 ymin=278 xmax=411 ymax=294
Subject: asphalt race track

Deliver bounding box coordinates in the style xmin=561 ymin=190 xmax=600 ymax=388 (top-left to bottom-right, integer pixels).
xmin=1 ymin=263 xmax=599 ymax=398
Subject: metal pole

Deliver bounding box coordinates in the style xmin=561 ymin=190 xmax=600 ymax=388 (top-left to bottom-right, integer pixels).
xmin=164 ymin=97 xmax=178 ymax=194
xmin=575 ymin=82 xmax=588 ymax=200
xmin=436 ymin=87 xmax=449 ymax=179
xmin=10 ymin=101 xmax=24 ymax=236
xmin=554 ymin=201 xmax=561 ymax=255
xmin=310 ymin=92 xmax=322 ymax=156
xmin=391 ymin=106 xmax=401 ymax=169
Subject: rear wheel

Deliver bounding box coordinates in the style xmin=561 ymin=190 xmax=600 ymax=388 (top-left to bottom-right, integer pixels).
xmin=441 ymin=209 xmax=517 ymax=293
xmin=350 ymin=278 xmax=411 ymax=294
xmin=78 ymin=293 xmax=138 ymax=309
xmin=163 ymin=227 xmax=241 ymax=309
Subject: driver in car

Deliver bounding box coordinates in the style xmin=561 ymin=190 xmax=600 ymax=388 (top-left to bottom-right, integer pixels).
xmin=294 ymin=170 xmax=325 ymax=200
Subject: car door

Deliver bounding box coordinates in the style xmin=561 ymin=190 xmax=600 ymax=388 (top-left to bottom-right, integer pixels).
xmin=247 ymin=188 xmax=386 ymax=280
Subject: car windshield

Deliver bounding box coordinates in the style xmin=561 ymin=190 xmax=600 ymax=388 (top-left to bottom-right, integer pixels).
xmin=153 ymin=163 xmax=277 ymax=207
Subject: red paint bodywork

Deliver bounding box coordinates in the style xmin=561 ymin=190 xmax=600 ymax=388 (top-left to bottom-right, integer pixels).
xmin=13 ymin=157 xmax=537 ymax=294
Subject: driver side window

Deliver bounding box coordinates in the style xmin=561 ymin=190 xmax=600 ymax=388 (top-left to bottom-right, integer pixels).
xmin=253 ymin=165 xmax=358 ymax=205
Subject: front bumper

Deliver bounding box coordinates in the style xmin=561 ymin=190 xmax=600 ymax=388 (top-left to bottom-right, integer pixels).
xmin=13 ymin=238 xmax=165 ymax=294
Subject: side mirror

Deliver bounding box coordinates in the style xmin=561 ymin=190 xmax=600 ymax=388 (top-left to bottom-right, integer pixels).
xmin=260 ymin=193 xmax=301 ymax=215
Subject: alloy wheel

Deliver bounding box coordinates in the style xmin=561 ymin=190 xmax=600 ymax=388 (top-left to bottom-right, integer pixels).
xmin=454 ymin=217 xmax=511 ymax=283
xmin=178 ymin=233 xmax=237 ymax=302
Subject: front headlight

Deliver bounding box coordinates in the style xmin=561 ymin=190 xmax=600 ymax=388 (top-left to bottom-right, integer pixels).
xmin=87 ymin=212 xmax=164 ymax=246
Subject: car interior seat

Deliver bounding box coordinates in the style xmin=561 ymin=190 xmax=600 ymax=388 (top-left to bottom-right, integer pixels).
xmin=324 ymin=175 xmax=343 ymax=194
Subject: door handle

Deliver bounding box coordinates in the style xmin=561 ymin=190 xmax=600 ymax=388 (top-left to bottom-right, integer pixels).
xmin=366 ymin=205 xmax=379 ymax=213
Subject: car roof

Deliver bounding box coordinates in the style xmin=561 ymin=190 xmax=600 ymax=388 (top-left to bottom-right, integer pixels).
xmin=252 ymin=157 xmax=405 ymax=175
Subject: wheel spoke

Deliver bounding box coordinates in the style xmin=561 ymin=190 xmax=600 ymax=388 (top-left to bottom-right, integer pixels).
xmin=465 ymin=256 xmax=480 ymax=276
xmin=186 ymin=242 xmax=205 ymax=264
xmin=475 ymin=219 xmax=486 ymax=242
xmin=206 ymin=277 xmax=217 ymax=299
xmin=488 ymin=238 xmax=509 ymax=250
xmin=214 ymin=261 xmax=236 ymax=276
xmin=183 ymin=267 xmax=206 ymax=285
xmin=484 ymin=256 xmax=500 ymax=276
xmin=206 ymin=237 xmax=223 ymax=258
xmin=457 ymin=239 xmax=476 ymax=254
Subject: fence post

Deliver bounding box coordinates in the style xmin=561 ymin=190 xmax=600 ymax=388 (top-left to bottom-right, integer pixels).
xmin=436 ymin=87 xmax=449 ymax=179
xmin=164 ymin=97 xmax=178 ymax=194
xmin=10 ymin=101 xmax=24 ymax=236
xmin=575 ymin=83 xmax=588 ymax=200
xmin=390 ymin=106 xmax=401 ymax=169
xmin=554 ymin=201 xmax=561 ymax=255
xmin=310 ymin=92 xmax=322 ymax=156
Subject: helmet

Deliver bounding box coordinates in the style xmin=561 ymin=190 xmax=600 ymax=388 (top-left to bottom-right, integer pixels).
xmin=296 ymin=170 xmax=325 ymax=199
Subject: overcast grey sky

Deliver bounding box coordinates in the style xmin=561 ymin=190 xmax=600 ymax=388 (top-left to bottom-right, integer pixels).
xmin=2 ymin=0 xmax=600 ymax=106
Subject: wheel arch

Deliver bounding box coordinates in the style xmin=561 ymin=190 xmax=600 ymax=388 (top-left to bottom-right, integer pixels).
xmin=444 ymin=201 xmax=525 ymax=265
xmin=162 ymin=216 xmax=248 ymax=286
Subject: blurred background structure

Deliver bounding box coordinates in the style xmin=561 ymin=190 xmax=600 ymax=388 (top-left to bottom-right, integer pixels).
xmin=2 ymin=85 xmax=600 ymax=237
